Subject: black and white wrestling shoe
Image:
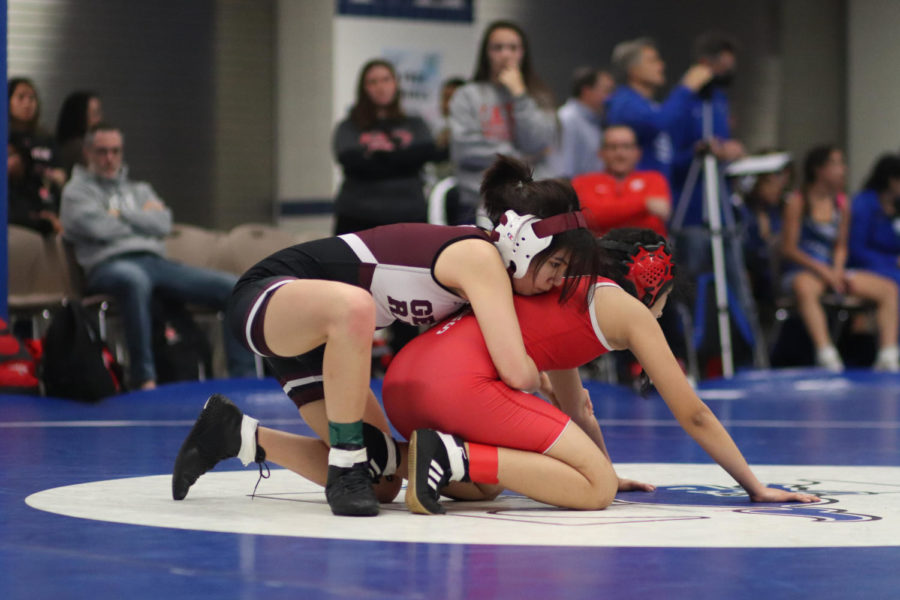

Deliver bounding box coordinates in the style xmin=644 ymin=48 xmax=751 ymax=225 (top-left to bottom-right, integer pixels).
xmin=172 ymin=393 xmax=265 ymax=500
xmin=406 ymin=429 xmax=469 ymax=515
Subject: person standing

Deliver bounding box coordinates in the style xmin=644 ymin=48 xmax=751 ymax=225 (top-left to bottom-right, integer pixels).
xmin=332 ymin=59 xmax=438 ymax=235
xmin=551 ymin=66 xmax=615 ymax=179
xmin=604 ymin=38 xmax=711 ymax=180
xmin=450 ymin=20 xmax=557 ymax=224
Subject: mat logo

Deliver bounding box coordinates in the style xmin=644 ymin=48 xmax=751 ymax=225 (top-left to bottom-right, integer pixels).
xmin=616 ymin=483 xmax=881 ymax=522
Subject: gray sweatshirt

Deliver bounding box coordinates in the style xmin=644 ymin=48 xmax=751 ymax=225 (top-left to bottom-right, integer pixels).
xmin=449 ymin=82 xmax=557 ymax=206
xmin=61 ymin=164 xmax=173 ymax=273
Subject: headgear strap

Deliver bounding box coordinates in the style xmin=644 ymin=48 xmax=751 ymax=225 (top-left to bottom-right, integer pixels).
xmin=598 ymin=239 xmax=675 ymax=307
xmin=531 ymin=211 xmax=587 ymax=238
xmin=491 ymin=210 xmax=587 ymax=278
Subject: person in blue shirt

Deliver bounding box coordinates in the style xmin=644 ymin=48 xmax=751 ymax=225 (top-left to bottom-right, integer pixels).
xmin=848 ymin=153 xmax=900 ymax=289
xmin=551 ymin=66 xmax=614 ymax=179
xmin=669 ymin=31 xmax=745 ymax=229
xmin=604 ymin=37 xmax=711 ymax=180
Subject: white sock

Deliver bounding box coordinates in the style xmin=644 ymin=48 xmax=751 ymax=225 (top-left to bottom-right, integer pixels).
xmin=329 ymin=447 xmax=367 ymax=468
xmin=237 ymin=415 xmax=259 ymax=466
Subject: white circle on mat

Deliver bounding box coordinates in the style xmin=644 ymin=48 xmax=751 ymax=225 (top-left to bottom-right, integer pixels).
xmin=25 ymin=464 xmax=900 ymax=548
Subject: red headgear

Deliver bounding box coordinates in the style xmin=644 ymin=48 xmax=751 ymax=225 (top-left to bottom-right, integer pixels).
xmin=598 ymin=239 xmax=675 ymax=307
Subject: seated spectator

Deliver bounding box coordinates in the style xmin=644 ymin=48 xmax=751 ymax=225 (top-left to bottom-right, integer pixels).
xmin=737 ymin=151 xmax=793 ymax=320
xmin=8 ymin=77 xmax=66 ymax=215
xmin=450 ymin=20 xmax=556 ymax=224
xmin=604 ymin=38 xmax=712 ymax=181
xmin=571 ymin=124 xmax=671 ymax=236
xmin=551 ymin=66 xmax=615 ymax=179
xmin=8 ymin=137 xmax=62 ymax=234
xmin=849 ymin=152 xmax=900 ymax=305
xmin=55 ymin=90 xmax=104 ymax=176
xmin=780 ymin=145 xmax=899 ymax=372
xmin=60 ymin=123 xmax=256 ymax=390
xmin=332 ymin=59 xmax=438 ymax=235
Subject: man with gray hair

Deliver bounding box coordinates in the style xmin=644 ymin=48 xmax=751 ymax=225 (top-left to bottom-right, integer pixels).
xmin=60 ymin=122 xmax=256 ymax=390
xmin=604 ymin=37 xmax=711 ymax=180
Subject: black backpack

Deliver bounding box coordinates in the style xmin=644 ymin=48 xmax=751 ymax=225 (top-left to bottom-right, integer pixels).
xmin=41 ymin=300 xmax=124 ymax=402
xmin=151 ymin=299 xmax=212 ymax=384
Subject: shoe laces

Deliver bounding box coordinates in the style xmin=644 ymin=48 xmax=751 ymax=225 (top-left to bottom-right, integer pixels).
xmin=250 ymin=460 xmax=271 ymax=499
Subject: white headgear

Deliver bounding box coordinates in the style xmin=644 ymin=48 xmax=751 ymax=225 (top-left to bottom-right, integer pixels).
xmin=490 ymin=209 xmax=587 ymax=278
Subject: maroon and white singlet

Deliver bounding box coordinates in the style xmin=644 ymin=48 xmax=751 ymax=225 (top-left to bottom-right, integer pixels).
xmin=227 ymin=223 xmax=491 ymax=407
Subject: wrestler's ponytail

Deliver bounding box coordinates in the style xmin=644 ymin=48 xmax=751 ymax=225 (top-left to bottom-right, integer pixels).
xmin=480 ymin=154 xmax=581 ymax=225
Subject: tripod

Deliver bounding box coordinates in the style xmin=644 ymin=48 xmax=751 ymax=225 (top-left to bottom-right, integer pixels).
xmin=670 ymin=100 xmax=768 ymax=378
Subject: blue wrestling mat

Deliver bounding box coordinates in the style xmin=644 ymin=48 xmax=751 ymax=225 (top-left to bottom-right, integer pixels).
xmin=2 ymin=369 xmax=900 ymax=599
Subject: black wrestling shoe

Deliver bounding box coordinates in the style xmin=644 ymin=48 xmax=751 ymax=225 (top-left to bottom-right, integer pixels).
xmin=363 ymin=422 xmax=400 ymax=482
xmin=325 ymin=463 xmax=380 ymax=516
xmin=406 ymin=429 xmax=467 ymax=515
xmin=172 ymin=393 xmax=264 ymax=500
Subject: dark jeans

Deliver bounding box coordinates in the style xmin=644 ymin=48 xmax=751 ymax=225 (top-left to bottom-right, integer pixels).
xmin=87 ymin=253 xmax=256 ymax=385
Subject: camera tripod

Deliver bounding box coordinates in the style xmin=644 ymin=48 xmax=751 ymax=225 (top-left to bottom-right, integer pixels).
xmin=669 ymin=101 xmax=768 ymax=378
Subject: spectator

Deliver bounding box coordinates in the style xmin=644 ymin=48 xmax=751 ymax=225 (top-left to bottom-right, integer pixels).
xmin=8 ymin=77 xmax=66 ymax=214
xmin=848 ymin=153 xmax=900 ymax=301
xmin=738 ymin=151 xmax=793 ymax=320
xmin=55 ymin=90 xmax=104 ymax=177
xmin=604 ymin=38 xmax=712 ymax=180
xmin=450 ymin=20 xmax=556 ymax=224
xmin=60 ymin=123 xmax=256 ymax=390
xmin=433 ymin=77 xmax=466 ymax=163
xmin=8 ymin=137 xmax=62 ymax=234
xmin=551 ymin=67 xmax=615 ymax=179
xmin=571 ymin=124 xmax=671 ymax=236
xmin=332 ymin=59 xmax=438 ymax=235
xmin=669 ymin=31 xmax=745 ymax=231
xmin=780 ymin=145 xmax=899 ymax=372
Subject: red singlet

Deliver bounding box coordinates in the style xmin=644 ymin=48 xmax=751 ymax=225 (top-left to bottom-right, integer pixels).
xmin=382 ymin=279 xmax=618 ymax=453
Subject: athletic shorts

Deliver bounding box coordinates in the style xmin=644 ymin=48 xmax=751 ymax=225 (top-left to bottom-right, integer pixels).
xmin=381 ymin=314 xmax=570 ymax=454
xmin=227 ymin=275 xmax=327 ymax=408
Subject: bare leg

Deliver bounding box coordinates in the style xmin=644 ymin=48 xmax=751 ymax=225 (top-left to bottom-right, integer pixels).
xmin=792 ymin=272 xmax=830 ymax=349
xmin=847 ymin=272 xmax=899 ymax=348
xmin=264 ymin=280 xmax=376 ymax=424
xmin=490 ymin=423 xmax=618 ymax=510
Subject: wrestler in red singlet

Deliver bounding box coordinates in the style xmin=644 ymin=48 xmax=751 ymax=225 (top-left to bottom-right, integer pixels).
xmin=382 ymin=278 xmax=619 ymax=453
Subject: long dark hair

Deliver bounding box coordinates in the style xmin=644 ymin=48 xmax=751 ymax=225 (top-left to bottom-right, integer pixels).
xmin=349 ymin=59 xmax=404 ymax=130
xmin=481 ymin=154 xmax=598 ymax=306
xmin=8 ymin=77 xmax=40 ymax=131
xmin=802 ymin=144 xmax=839 ymax=189
xmin=472 ymin=21 xmax=553 ymax=108
xmin=862 ymin=153 xmax=900 ymax=194
xmin=56 ymin=91 xmax=99 ymax=144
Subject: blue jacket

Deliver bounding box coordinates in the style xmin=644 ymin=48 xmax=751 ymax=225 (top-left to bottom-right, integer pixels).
xmin=604 ymin=84 xmax=697 ymax=179
xmin=848 ymin=189 xmax=900 ymax=274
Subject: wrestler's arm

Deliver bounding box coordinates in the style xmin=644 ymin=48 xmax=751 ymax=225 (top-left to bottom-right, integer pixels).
xmin=546 ymin=368 xmax=655 ymax=492
xmin=595 ymin=286 xmax=819 ymax=503
xmin=434 ymin=238 xmax=541 ymax=392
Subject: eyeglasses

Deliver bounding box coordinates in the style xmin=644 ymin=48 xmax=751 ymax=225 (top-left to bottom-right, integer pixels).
xmin=603 ymin=143 xmax=637 ymax=150
xmin=92 ymin=146 xmax=122 ymax=156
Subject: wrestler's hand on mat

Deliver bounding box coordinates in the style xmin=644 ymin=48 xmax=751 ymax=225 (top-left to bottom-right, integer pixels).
xmin=617 ymin=478 xmax=656 ymax=492
xmin=750 ymin=487 xmax=820 ymax=503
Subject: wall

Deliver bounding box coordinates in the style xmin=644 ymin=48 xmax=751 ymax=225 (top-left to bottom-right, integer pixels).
xmin=7 ymin=0 xmax=274 ymax=229
xmin=847 ymin=0 xmax=900 ymax=191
